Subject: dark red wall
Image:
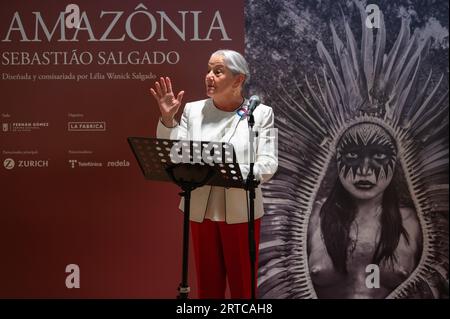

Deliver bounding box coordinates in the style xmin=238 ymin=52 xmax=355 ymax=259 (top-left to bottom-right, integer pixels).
xmin=0 ymin=0 xmax=244 ymax=298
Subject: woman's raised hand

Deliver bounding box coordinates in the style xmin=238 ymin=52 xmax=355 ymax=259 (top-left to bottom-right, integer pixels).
xmin=150 ymin=77 xmax=184 ymax=126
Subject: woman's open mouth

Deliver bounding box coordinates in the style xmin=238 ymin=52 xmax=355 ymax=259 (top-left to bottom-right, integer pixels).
xmin=354 ymin=180 xmax=376 ymax=190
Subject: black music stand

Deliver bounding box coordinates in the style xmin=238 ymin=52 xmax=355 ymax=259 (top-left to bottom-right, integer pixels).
xmin=127 ymin=137 xmax=245 ymax=299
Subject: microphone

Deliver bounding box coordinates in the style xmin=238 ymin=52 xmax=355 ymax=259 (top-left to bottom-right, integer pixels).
xmin=247 ymin=95 xmax=261 ymax=116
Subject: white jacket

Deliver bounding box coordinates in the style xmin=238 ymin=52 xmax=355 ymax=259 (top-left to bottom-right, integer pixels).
xmin=156 ymin=98 xmax=278 ymax=224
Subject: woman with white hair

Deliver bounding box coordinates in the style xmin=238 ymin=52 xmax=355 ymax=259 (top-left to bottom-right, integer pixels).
xmin=150 ymin=49 xmax=278 ymax=298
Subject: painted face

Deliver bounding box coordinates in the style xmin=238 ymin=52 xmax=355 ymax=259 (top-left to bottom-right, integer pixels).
xmin=336 ymin=123 xmax=397 ymax=200
xmin=205 ymin=54 xmax=241 ymax=99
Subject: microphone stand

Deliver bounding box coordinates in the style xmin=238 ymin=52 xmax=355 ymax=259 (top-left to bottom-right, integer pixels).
xmin=245 ymin=110 xmax=259 ymax=300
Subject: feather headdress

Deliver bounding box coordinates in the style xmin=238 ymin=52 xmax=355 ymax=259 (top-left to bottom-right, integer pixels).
xmin=258 ymin=4 xmax=449 ymax=299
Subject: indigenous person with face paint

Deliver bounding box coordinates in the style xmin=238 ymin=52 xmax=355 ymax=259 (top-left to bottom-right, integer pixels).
xmin=150 ymin=49 xmax=278 ymax=299
xmin=307 ymin=123 xmax=422 ymax=299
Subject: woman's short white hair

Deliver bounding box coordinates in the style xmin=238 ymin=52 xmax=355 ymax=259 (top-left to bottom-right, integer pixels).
xmin=211 ymin=49 xmax=250 ymax=83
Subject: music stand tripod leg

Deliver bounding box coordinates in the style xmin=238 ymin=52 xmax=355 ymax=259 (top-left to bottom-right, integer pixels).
xmin=177 ymin=186 xmax=192 ymax=299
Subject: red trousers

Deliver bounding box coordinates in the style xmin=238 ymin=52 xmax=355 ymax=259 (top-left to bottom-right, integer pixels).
xmin=190 ymin=218 xmax=261 ymax=299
